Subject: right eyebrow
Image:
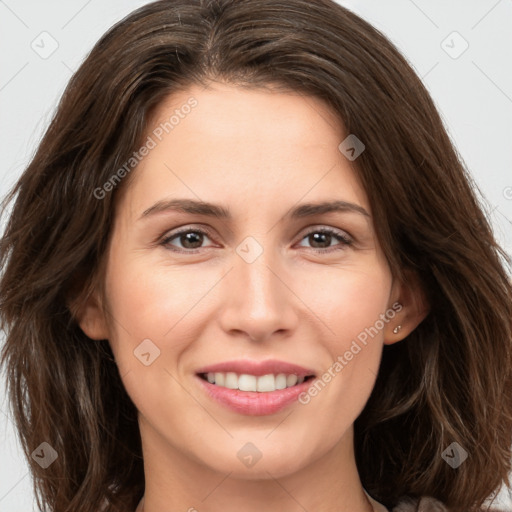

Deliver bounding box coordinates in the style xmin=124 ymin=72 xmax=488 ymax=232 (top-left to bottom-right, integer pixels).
xmin=139 ymin=198 xmax=231 ymax=220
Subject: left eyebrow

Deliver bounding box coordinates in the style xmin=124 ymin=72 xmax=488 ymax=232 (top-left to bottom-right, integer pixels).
xmin=285 ymin=200 xmax=371 ymax=220
xmin=139 ymin=198 xmax=370 ymax=221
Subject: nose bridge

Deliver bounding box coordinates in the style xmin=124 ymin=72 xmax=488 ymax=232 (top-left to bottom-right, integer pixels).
xmin=242 ymin=248 xmax=280 ymax=308
xmin=236 ymin=239 xmax=284 ymax=314
xmin=218 ymin=236 xmax=297 ymax=340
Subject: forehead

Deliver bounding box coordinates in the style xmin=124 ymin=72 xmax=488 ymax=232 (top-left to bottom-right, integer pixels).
xmin=151 ymin=82 xmax=343 ymax=143
xmin=117 ymin=82 xmax=370 ymax=220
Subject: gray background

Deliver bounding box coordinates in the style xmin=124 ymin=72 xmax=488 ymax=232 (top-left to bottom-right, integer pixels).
xmin=1 ymin=0 xmax=511 ymax=510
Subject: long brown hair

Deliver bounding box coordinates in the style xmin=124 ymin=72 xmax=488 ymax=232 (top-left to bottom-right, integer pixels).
xmin=1 ymin=1 xmax=511 ymax=511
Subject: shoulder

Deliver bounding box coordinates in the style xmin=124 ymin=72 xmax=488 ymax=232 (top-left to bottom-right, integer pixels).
xmin=391 ymin=496 xmax=449 ymax=511
xmin=391 ymin=494 xmax=512 ymax=512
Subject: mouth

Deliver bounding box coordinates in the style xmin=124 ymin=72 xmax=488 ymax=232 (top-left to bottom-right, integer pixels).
xmin=197 ymin=371 xmax=316 ymax=392
xmin=194 ymin=360 xmax=318 ymax=415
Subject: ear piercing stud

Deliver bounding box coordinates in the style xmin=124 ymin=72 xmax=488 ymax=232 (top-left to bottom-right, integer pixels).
xmin=393 ymin=325 xmax=402 ymax=334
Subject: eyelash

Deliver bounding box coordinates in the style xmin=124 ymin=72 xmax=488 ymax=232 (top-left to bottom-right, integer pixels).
xmin=159 ymin=225 xmax=353 ymax=254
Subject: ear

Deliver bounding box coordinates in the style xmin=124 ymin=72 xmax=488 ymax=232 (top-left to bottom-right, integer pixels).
xmin=71 ymin=289 xmax=110 ymax=341
xmin=384 ymin=268 xmax=430 ymax=345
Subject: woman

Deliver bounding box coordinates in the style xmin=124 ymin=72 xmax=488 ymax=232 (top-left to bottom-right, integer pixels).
xmin=1 ymin=1 xmax=511 ymax=511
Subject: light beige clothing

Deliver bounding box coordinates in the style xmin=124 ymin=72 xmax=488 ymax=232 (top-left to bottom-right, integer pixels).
xmin=364 ymin=489 xmax=451 ymax=512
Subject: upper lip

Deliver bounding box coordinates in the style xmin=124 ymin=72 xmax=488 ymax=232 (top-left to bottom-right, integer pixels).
xmin=195 ymin=359 xmax=316 ymax=378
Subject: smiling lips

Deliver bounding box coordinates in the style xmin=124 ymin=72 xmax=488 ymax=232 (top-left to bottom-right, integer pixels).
xmin=195 ymin=359 xmax=316 ymax=415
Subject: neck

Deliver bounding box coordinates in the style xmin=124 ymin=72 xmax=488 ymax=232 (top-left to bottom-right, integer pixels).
xmin=136 ymin=496 xmax=376 ymax=512
xmin=135 ymin=498 xmax=378 ymax=512
xmin=135 ymin=419 xmax=376 ymax=512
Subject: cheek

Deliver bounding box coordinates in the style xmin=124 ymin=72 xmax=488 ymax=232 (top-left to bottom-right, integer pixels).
xmin=102 ymin=256 xmax=208 ymax=423
xmin=305 ymin=266 xmax=391 ymax=404
xmin=103 ymin=253 xmax=221 ymax=366
xmin=305 ymin=265 xmax=392 ymax=344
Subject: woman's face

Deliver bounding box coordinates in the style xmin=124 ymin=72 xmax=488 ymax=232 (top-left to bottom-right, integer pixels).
xmin=83 ymin=82 xmax=411 ymax=479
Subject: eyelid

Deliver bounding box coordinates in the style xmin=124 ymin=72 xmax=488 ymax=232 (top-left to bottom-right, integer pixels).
xmin=159 ymin=224 xmax=218 ymax=251
xmin=294 ymin=225 xmax=353 ymax=249
xmin=297 ymin=224 xmax=352 ymax=240
xmin=159 ymin=223 xmax=353 ymax=253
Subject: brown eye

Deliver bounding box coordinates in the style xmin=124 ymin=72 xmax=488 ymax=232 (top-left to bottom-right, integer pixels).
xmin=297 ymin=228 xmax=352 ymax=252
xmin=161 ymin=228 xmax=214 ymax=252
xmin=308 ymin=232 xmax=333 ymax=248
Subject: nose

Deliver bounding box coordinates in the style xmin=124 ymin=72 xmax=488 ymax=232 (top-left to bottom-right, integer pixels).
xmin=217 ymin=245 xmax=299 ymax=343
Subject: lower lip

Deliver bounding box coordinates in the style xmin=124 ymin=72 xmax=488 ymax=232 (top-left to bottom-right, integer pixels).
xmin=195 ymin=375 xmax=315 ymax=416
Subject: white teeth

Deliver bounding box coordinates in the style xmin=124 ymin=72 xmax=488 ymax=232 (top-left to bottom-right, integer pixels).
xmin=287 ymin=374 xmax=298 ymax=387
xmin=225 ymin=372 xmax=238 ymax=389
xmin=257 ymin=374 xmax=275 ymax=392
xmin=214 ymin=372 xmax=225 ymax=386
xmin=202 ymin=372 xmax=309 ymax=392
xmin=238 ymin=374 xmax=257 ymax=391
xmin=275 ymin=374 xmax=287 ymax=389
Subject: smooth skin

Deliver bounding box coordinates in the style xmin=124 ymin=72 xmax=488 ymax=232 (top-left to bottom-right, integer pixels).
xmin=77 ymin=82 xmax=428 ymax=512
